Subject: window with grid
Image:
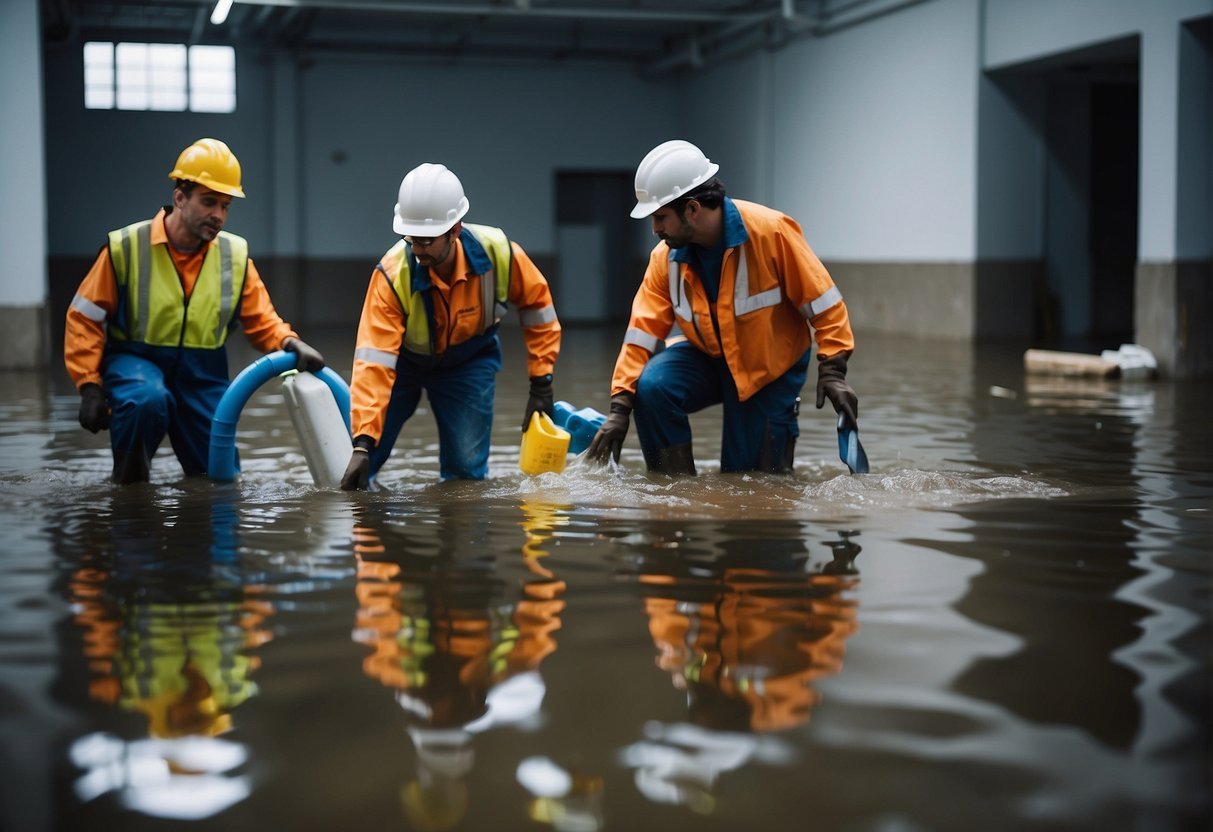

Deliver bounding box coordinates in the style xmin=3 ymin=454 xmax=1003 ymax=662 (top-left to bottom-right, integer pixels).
xmin=84 ymin=42 xmax=236 ymax=113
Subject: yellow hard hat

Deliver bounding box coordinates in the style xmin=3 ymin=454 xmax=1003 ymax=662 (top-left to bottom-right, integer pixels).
xmin=168 ymin=138 xmax=245 ymax=198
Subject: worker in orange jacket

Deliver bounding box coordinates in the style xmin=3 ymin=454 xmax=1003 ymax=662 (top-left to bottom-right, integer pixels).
xmin=340 ymin=163 xmax=561 ymax=488
xmin=64 ymin=138 xmax=325 ymax=484
xmin=587 ymin=140 xmax=858 ymax=475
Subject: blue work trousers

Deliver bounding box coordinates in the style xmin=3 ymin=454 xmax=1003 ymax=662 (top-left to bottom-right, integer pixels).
xmin=633 ymin=342 xmax=810 ymax=473
xmin=369 ymin=340 xmax=502 ymax=481
xmin=102 ymin=352 xmax=228 ymax=482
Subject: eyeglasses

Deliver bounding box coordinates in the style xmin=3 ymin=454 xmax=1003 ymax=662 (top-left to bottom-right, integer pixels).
xmin=404 ymin=233 xmax=444 ymax=248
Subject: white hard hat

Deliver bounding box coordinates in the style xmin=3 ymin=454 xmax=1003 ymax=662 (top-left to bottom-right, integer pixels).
xmin=631 ymin=139 xmax=720 ymax=219
xmin=392 ymin=163 xmax=470 ymax=236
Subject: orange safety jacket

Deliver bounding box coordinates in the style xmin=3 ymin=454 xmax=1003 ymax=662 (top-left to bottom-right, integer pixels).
xmin=642 ymin=569 xmax=858 ymax=732
xmin=611 ymin=198 xmax=854 ymax=402
xmin=350 ymin=225 xmax=561 ymax=443
xmin=64 ymin=208 xmax=297 ymax=390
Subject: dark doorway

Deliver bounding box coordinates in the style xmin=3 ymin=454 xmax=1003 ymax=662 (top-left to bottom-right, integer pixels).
xmin=1039 ymin=41 xmax=1140 ymax=348
xmin=1088 ymin=82 xmax=1139 ymax=342
xmin=554 ymin=171 xmax=637 ymax=323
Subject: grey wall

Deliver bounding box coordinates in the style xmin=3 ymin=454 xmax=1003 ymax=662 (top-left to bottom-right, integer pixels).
xmin=984 ymin=0 xmax=1212 ymax=262
xmin=1176 ymin=18 xmax=1211 ymax=261
xmin=42 ymin=42 xmax=278 ymax=256
xmin=42 ymin=46 xmax=675 ymax=330
xmin=1 ymin=1 xmax=47 ymax=304
xmin=43 ymin=48 xmax=672 ymax=259
xmin=976 ymin=73 xmax=1046 ymax=260
xmin=772 ymin=0 xmax=981 ymax=262
xmin=296 ymin=56 xmax=672 ymax=258
xmin=0 ymin=0 xmax=49 ymax=368
xmin=982 ymin=0 xmax=1212 ymax=374
xmin=680 ymin=0 xmax=985 ymax=339
xmin=23 ymin=0 xmax=1212 ymax=369
xmin=681 ymin=0 xmax=982 ymax=261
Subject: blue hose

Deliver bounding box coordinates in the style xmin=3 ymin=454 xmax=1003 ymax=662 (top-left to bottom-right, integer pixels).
xmin=207 ymin=351 xmax=351 ymax=481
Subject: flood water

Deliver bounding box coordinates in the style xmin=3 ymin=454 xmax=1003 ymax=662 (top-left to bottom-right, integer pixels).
xmin=0 ymin=327 xmax=1209 ymax=832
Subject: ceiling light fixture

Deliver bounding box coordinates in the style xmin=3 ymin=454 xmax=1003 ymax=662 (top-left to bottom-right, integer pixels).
xmin=210 ymin=0 xmax=234 ymax=25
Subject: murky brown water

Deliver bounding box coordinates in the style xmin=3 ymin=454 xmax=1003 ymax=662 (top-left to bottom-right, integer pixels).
xmin=1 ymin=328 xmax=1209 ymax=832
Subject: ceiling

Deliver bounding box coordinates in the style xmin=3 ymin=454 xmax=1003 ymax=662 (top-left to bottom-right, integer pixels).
xmin=41 ymin=0 xmax=927 ymax=77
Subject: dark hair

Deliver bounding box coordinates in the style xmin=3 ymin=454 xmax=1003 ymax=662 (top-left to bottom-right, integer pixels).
xmin=174 ymin=179 xmax=198 ymax=196
xmin=669 ymin=177 xmax=726 ymax=217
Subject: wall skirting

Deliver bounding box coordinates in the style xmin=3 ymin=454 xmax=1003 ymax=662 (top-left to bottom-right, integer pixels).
xmin=0 ymin=305 xmax=49 ymax=370
xmin=43 ymin=256 xmax=1209 ymax=379
xmin=1136 ymin=260 xmax=1213 ymax=379
xmin=825 ymin=260 xmax=1039 ymax=342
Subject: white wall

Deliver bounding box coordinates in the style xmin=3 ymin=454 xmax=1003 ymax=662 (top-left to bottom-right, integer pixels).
xmin=767 ymin=0 xmax=981 ymax=262
xmin=1 ymin=0 xmax=47 ymax=306
xmin=983 ymin=0 xmax=1207 ymax=68
xmin=975 ymin=72 xmax=1046 ymax=259
xmin=679 ymin=51 xmax=775 ymax=208
xmin=295 ymin=56 xmax=674 ymax=259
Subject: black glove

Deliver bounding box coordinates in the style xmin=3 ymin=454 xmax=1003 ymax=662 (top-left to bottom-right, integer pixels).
xmin=340 ymin=436 xmax=374 ymax=491
xmin=284 ymin=337 xmax=326 ymax=372
xmin=586 ymin=393 xmax=634 ymax=464
xmin=815 ymin=352 xmax=859 ymax=424
xmin=78 ymin=383 xmax=110 ymax=433
xmin=522 ymin=374 xmax=555 ymax=431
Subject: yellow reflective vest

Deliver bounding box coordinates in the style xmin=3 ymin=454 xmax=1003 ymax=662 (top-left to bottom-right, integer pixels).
xmin=381 ymin=223 xmax=513 ymax=357
xmin=107 ymin=219 xmax=249 ymax=348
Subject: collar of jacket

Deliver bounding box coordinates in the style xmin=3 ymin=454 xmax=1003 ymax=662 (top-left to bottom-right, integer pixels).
xmin=669 ymin=196 xmax=749 ymax=264
xmin=409 ymin=225 xmax=494 ymax=294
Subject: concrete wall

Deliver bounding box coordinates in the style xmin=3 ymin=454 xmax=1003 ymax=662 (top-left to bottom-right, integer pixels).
xmin=0 ymin=0 xmax=48 ymax=368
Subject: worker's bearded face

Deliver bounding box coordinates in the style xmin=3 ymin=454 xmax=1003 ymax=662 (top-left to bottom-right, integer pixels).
xmin=651 ymin=206 xmax=694 ymax=249
xmin=411 ymin=230 xmax=456 ymax=270
xmin=174 ymin=186 xmax=231 ymax=246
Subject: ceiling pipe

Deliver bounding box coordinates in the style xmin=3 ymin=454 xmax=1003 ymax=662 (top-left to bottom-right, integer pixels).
xmin=211 ymin=0 xmax=738 ymax=24
xmin=644 ymin=0 xmax=937 ymax=76
xmin=641 ymin=9 xmax=773 ymax=76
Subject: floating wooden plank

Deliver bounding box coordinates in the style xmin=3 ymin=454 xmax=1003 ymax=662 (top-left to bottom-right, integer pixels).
xmin=1023 ymin=349 xmax=1119 ymax=378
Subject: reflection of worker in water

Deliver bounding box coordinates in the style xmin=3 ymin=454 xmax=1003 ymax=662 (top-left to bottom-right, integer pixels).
xmin=619 ymin=530 xmax=860 ymax=809
xmin=636 ymin=533 xmax=859 ymax=732
xmin=78 ymin=594 xmax=268 ymax=736
xmin=53 ymin=487 xmax=271 ymax=820
xmin=65 ymin=587 xmax=268 ymax=819
xmin=351 ymin=502 xmax=566 ymax=830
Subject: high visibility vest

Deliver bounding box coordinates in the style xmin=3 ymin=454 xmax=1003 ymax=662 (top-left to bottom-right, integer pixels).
xmin=106 ymin=220 xmax=249 ymax=348
xmin=380 ymin=224 xmax=512 ymax=357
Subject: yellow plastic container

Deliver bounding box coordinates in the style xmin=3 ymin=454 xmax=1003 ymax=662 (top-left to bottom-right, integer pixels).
xmin=520 ymin=411 xmax=571 ymax=475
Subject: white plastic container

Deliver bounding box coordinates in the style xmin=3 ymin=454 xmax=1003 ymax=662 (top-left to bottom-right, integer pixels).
xmin=282 ymin=371 xmax=351 ymax=488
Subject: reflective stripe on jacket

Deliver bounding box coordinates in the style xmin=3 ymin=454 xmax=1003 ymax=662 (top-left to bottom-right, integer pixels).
xmin=611 ymin=198 xmax=854 ymax=402
xmin=106 ymin=219 xmax=248 ymax=348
